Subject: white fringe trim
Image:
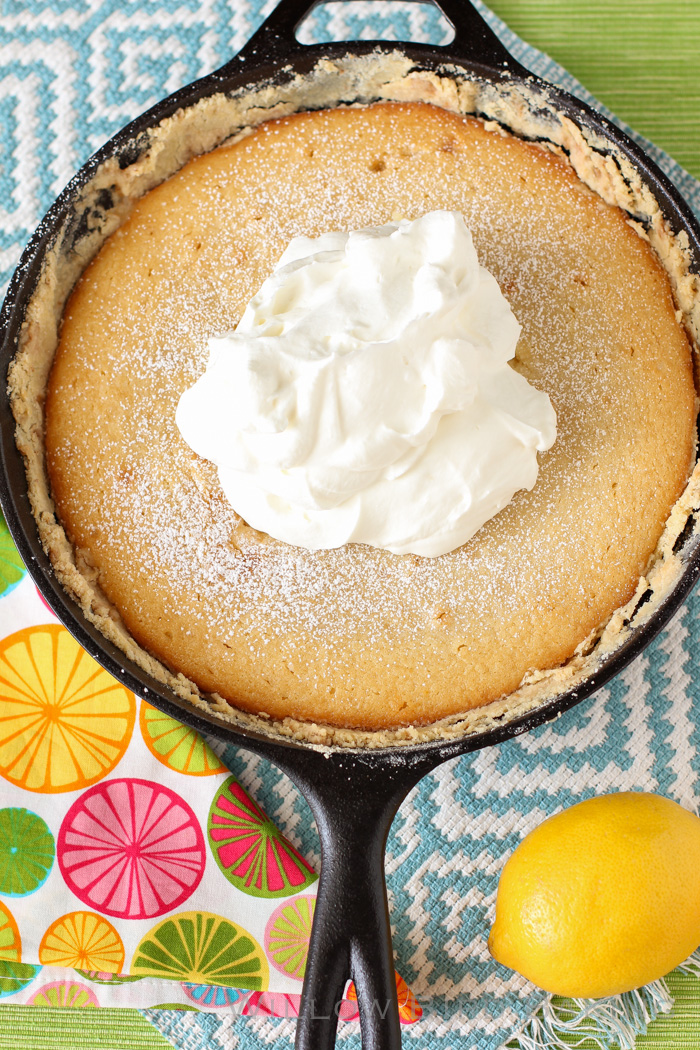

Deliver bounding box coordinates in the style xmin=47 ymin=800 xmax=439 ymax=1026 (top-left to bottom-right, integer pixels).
xmin=506 ymin=949 xmax=700 ymax=1050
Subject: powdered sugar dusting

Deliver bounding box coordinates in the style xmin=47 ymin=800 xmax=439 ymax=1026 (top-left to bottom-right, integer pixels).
xmin=46 ymin=102 xmax=695 ymax=726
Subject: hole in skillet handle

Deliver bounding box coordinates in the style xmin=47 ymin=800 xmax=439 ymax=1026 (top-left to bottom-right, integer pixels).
xmin=228 ymin=0 xmax=526 ymax=75
xmin=296 ymin=1 xmax=456 ymax=47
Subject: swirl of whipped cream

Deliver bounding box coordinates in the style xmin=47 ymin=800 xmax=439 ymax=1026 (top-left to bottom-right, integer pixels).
xmin=176 ymin=211 xmax=557 ymax=557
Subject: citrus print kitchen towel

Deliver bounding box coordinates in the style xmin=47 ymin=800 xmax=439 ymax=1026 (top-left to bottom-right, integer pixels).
xmin=0 ymin=513 xmax=420 ymax=1019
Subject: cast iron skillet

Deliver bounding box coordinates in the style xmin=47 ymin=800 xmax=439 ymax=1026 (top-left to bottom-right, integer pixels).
xmin=2 ymin=0 xmax=700 ymax=1047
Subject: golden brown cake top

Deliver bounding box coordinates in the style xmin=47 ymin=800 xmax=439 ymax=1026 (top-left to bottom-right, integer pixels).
xmin=45 ymin=101 xmax=696 ymax=731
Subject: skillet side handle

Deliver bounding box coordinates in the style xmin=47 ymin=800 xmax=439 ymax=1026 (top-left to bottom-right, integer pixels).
xmin=231 ymin=0 xmax=321 ymax=64
xmin=230 ymin=0 xmax=524 ymax=74
xmin=432 ymin=0 xmax=524 ymax=71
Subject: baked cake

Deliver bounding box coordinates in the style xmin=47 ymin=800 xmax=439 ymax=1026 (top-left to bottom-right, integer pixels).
xmin=42 ymin=101 xmax=696 ymax=732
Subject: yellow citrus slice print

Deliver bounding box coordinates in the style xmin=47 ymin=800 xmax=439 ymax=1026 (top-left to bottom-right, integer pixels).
xmin=0 ymin=902 xmax=21 ymax=965
xmin=131 ymin=911 xmax=268 ymax=990
xmin=39 ymin=911 xmax=125 ymax=973
xmin=0 ymin=625 xmax=135 ymax=792
xmin=140 ymin=702 xmax=226 ymax=776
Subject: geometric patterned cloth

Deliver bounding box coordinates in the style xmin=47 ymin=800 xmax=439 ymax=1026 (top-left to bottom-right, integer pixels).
xmin=2 ymin=2 xmax=700 ymax=1050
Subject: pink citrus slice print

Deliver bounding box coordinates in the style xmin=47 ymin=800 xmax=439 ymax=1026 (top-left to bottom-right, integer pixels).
xmin=265 ymin=895 xmax=315 ymax=980
xmin=0 ymin=626 xmax=135 ymax=793
xmin=243 ymin=991 xmax=301 ymax=1019
xmin=208 ymin=776 xmax=317 ymax=898
xmin=58 ymin=778 xmax=206 ymax=920
xmin=242 ymin=991 xmax=355 ymax=1022
xmin=29 ymin=981 xmax=99 ymax=1008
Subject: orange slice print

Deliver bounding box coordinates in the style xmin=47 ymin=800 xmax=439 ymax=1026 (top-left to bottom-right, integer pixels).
xmin=39 ymin=911 xmax=124 ymax=973
xmin=346 ymin=971 xmax=422 ymax=1024
xmin=0 ymin=902 xmax=21 ymax=965
xmin=140 ymin=702 xmax=226 ymax=776
xmin=0 ymin=626 xmax=135 ymax=792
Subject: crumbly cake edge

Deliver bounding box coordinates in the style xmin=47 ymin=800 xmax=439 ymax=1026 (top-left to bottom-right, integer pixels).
xmin=8 ymin=50 xmax=700 ymax=751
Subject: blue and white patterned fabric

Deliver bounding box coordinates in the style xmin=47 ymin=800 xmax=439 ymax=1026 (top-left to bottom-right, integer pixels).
xmin=2 ymin=2 xmax=700 ymax=1049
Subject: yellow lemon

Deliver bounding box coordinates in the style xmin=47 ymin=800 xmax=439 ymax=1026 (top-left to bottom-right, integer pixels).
xmin=488 ymin=792 xmax=700 ymax=997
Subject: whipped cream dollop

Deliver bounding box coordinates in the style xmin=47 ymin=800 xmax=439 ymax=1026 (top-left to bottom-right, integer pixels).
xmin=176 ymin=211 xmax=557 ymax=557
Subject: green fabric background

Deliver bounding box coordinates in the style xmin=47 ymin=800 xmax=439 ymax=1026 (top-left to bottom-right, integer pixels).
xmin=490 ymin=0 xmax=700 ymax=180
xmin=636 ymin=973 xmax=700 ymax=1050
xmin=0 ymin=1006 xmax=171 ymax=1049
xmin=1 ymin=1 xmax=698 ymax=1048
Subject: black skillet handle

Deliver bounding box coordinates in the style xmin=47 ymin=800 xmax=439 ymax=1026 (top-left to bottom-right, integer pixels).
xmin=298 ymin=774 xmax=399 ymax=1049
xmin=267 ymin=746 xmax=434 ymax=1050
xmin=231 ymin=0 xmax=522 ymax=73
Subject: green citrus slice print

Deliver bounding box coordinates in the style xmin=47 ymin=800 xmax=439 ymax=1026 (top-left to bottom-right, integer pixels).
xmin=0 ymin=808 xmax=54 ymax=896
xmin=30 ymin=980 xmax=99 ymax=1008
xmin=208 ymin=776 xmax=317 ymax=898
xmin=265 ymin=895 xmax=315 ymax=980
xmin=140 ymin=702 xmax=226 ymax=776
xmin=76 ymin=970 xmax=143 ymax=985
xmin=131 ymin=911 xmax=268 ymax=990
xmin=0 ymin=513 xmax=25 ymax=599
xmin=0 ymin=961 xmax=39 ymax=999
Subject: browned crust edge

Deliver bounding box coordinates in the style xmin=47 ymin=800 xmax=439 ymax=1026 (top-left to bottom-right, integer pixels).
xmin=8 ymin=51 xmax=700 ymax=750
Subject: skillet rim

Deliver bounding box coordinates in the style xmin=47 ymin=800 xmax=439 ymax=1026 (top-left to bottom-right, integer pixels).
xmin=1 ymin=27 xmax=700 ymax=763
